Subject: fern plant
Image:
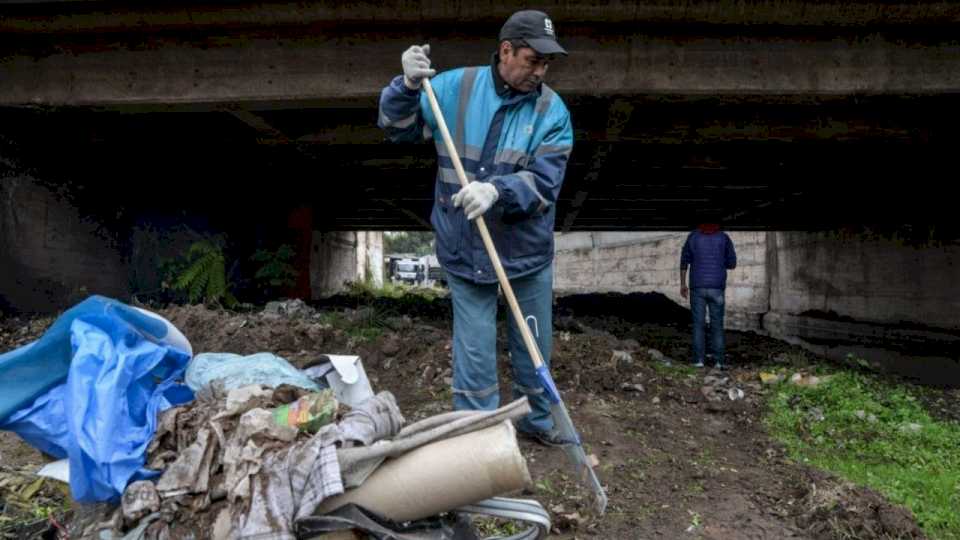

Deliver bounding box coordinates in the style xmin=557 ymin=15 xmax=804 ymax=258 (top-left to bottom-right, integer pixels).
xmin=172 ymin=240 xmax=237 ymax=307
xmin=251 ymin=244 xmax=298 ymax=291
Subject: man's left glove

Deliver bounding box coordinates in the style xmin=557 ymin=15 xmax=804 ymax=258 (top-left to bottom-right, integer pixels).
xmin=452 ymin=182 xmax=499 ymax=220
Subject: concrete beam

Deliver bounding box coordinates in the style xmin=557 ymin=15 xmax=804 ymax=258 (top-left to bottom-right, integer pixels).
xmin=2 ymin=1 xmax=959 ymax=33
xmin=2 ymin=31 xmax=959 ymax=107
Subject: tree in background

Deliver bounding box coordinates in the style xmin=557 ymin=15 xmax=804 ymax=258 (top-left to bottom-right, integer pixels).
xmin=384 ymin=231 xmax=435 ymax=256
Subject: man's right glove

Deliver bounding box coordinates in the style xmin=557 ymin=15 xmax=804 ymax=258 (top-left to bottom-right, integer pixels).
xmin=402 ymin=44 xmax=435 ymax=89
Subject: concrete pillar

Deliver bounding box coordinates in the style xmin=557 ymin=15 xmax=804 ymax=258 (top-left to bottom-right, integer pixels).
xmin=366 ymin=231 xmax=384 ymax=288
xmin=356 ymin=231 xmax=369 ymax=284
xmin=287 ymin=206 xmax=313 ymax=300
xmin=310 ymin=231 xmax=357 ymax=297
xmin=309 ymin=230 xmax=384 ymax=297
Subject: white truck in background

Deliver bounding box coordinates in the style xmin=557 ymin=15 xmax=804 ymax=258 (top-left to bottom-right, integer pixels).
xmin=387 ymin=255 xmax=445 ymax=287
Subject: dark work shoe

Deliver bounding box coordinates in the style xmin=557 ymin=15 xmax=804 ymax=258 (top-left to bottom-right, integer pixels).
xmin=519 ymin=428 xmax=570 ymax=448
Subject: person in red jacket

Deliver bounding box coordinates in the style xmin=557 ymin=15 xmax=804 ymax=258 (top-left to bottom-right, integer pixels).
xmin=680 ymin=222 xmax=737 ymax=369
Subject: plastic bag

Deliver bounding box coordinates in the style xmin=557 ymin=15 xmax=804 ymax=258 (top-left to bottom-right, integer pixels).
xmin=185 ymin=352 xmax=320 ymax=392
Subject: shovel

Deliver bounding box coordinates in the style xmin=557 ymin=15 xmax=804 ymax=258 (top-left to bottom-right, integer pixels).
xmin=422 ymin=78 xmax=608 ymax=514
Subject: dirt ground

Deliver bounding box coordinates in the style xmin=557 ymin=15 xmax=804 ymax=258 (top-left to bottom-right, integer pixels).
xmin=2 ymin=293 xmax=952 ymax=539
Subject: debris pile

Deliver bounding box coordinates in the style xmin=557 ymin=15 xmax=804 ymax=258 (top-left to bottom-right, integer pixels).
xmin=85 ymin=383 xmax=404 ymax=539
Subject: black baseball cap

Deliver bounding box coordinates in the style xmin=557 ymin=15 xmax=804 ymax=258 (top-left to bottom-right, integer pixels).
xmin=499 ymin=10 xmax=567 ymax=56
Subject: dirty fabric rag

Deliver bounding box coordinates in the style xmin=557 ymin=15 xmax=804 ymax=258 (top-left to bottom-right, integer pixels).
xmin=115 ymin=387 xmax=404 ymax=540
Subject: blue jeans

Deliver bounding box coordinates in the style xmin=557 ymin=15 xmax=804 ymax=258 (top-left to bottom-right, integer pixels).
xmin=446 ymin=263 xmax=553 ymax=433
xmin=690 ymin=288 xmax=726 ymax=366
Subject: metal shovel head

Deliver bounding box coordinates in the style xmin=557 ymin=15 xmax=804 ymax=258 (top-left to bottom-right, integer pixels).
xmin=550 ymin=401 xmax=608 ymax=514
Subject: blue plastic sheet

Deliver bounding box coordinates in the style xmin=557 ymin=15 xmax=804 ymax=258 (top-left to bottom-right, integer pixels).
xmin=0 ymin=296 xmax=194 ymax=502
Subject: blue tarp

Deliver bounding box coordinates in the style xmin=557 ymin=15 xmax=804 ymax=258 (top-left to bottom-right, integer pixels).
xmin=0 ymin=296 xmax=194 ymax=501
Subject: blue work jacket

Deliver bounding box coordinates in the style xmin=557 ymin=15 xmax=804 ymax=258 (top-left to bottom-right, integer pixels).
xmin=378 ymin=64 xmax=573 ymax=283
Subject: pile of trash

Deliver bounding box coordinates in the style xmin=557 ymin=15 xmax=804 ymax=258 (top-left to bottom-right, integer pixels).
xmin=0 ymin=296 xmax=552 ymax=540
xmin=699 ymin=374 xmax=748 ymax=403
xmin=102 ymin=383 xmax=402 ymax=539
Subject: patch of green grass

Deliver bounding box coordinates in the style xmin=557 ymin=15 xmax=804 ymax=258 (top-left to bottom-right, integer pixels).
xmin=535 ymin=478 xmax=557 ymax=496
xmin=765 ymin=370 xmax=960 ymax=539
xmin=316 ymin=307 xmax=386 ymax=343
xmin=315 ymin=311 xmax=344 ymax=327
xmin=618 ymin=458 xmax=648 ymax=482
xmin=0 ymin=473 xmax=70 ymax=537
xmin=687 ymin=510 xmax=702 ymax=531
xmin=427 ymin=386 xmax=453 ymax=404
xmin=345 ymin=326 xmax=383 ymax=342
xmin=695 ymin=448 xmax=717 ymax=467
xmin=346 ymin=279 xmax=446 ymax=303
xmin=651 ymin=360 xmax=697 ymax=378
xmin=473 ymin=516 xmax=525 ymax=537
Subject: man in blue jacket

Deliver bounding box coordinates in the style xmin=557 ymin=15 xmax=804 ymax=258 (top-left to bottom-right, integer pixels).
xmin=378 ymin=10 xmax=573 ymax=446
xmin=680 ymin=223 xmax=737 ymax=369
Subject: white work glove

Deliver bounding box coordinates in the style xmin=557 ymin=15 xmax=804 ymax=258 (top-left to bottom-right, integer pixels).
xmin=452 ymin=182 xmax=499 ymax=220
xmin=402 ymin=44 xmax=435 ymax=89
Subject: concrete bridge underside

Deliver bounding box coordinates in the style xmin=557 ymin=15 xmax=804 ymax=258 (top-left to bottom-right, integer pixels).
xmin=2 ymin=1 xmax=959 ymax=232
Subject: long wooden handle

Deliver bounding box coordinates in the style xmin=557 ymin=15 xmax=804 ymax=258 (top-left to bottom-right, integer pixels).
xmin=422 ymin=78 xmax=546 ymax=369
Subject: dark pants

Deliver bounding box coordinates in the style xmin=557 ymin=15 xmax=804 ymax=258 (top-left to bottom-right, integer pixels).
xmin=690 ymin=287 xmax=726 ymax=366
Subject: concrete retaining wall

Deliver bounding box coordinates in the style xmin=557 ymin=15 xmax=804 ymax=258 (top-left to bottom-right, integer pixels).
xmin=555 ymin=231 xmax=768 ymax=330
xmin=554 ymin=230 xmax=960 ymax=378
xmin=0 ymin=177 xmax=127 ymax=312
xmin=769 ymin=232 xmax=960 ymax=330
